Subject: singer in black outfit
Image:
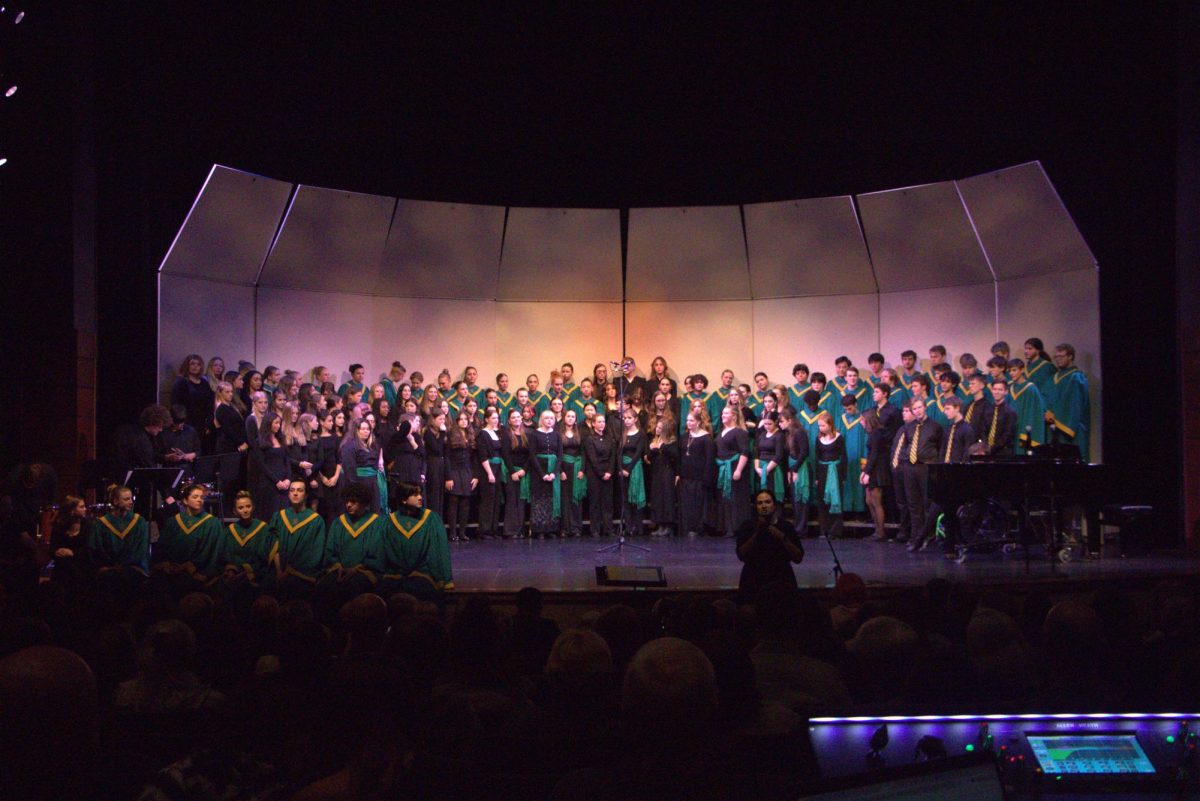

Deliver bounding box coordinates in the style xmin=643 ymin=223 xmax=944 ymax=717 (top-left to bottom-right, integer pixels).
xmin=735 ymin=490 xmax=805 ymax=604
xmin=677 ymin=412 xmax=716 ymax=537
xmin=583 ymin=413 xmax=617 ymax=537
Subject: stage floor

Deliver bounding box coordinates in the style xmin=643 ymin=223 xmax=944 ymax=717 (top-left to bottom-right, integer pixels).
xmin=448 ymin=535 xmax=1198 ymax=594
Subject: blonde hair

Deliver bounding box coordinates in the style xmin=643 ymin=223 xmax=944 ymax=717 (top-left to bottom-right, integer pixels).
xmin=281 ymin=401 xmax=305 ymax=446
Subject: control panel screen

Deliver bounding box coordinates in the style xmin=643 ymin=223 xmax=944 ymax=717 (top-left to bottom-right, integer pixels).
xmin=1026 ymin=733 xmax=1156 ymax=775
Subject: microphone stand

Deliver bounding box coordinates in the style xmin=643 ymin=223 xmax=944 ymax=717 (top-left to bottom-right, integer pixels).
xmin=823 ymin=525 xmax=845 ymax=581
xmin=598 ymin=361 xmax=649 ymax=554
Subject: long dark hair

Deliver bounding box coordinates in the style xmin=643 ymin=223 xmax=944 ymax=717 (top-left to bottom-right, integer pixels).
xmin=258 ymin=411 xmax=283 ymax=448
xmin=1025 ymin=337 xmax=1050 ymax=362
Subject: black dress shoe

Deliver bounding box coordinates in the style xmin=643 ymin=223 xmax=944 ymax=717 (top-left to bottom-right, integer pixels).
xmin=906 ymin=537 xmax=922 ymax=552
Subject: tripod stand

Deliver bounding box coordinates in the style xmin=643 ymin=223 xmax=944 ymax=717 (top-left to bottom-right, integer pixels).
xmin=598 ymin=360 xmax=649 ymax=554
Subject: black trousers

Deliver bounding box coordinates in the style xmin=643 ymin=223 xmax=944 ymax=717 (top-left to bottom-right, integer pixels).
xmin=901 ymin=462 xmax=929 ymax=542
xmin=587 ymin=476 xmax=614 ymax=536
xmin=478 ymin=480 xmax=502 ymax=536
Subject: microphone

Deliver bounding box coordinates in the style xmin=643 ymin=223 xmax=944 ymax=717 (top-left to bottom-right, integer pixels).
xmin=1020 ymin=425 xmax=1032 ymax=451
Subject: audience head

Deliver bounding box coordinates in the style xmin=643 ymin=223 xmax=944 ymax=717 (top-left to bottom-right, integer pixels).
xmin=621 ymin=637 xmax=717 ymax=745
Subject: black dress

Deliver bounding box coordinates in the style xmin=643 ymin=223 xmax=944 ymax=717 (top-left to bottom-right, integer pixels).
xmin=647 ymin=439 xmax=679 ymax=528
xmin=716 ymin=426 xmax=752 ymax=535
xmin=445 ymin=438 xmax=475 ymax=496
xmin=529 ymin=429 xmax=563 ymax=536
xmin=754 ymin=430 xmax=787 ymax=501
xmin=476 ymin=429 xmax=504 ymax=538
xmin=502 ymin=431 xmax=531 ymax=538
xmin=678 ymin=432 xmax=716 ymax=535
xmin=560 ymin=428 xmax=586 ymax=536
xmin=252 ymin=443 xmax=292 ymax=518
xmin=619 ymin=430 xmax=648 ymax=535
xmin=388 ymin=420 xmax=425 ymax=484
xmin=735 ymin=515 xmax=804 ymax=603
xmin=584 ymin=432 xmax=617 ymax=536
xmin=49 ymin=518 xmax=96 ymax=593
xmin=422 ymin=428 xmax=446 ymax=517
xmin=170 ymin=376 xmax=215 ymax=445
xmin=814 ymin=435 xmax=848 ymax=539
xmin=213 ymin=403 xmax=246 ymax=500
xmin=314 ymin=434 xmax=343 ymax=521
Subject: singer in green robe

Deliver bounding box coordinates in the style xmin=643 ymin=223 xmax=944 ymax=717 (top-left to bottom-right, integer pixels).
xmin=837 ymin=402 xmax=868 ymax=513
xmin=1045 ymin=358 xmax=1090 ymax=461
xmin=378 ymin=483 xmax=454 ymax=604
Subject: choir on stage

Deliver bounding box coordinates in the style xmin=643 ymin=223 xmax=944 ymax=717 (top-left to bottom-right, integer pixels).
xmin=91 ymin=337 xmax=1089 ymax=596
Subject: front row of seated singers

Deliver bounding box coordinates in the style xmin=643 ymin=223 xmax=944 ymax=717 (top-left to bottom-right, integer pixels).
xmin=52 ymin=480 xmax=452 ymax=612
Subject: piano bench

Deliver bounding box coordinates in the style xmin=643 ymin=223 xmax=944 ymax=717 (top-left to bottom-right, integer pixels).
xmin=1100 ymin=505 xmax=1154 ymax=557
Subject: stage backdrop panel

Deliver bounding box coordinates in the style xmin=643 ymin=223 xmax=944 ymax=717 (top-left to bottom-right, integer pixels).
xmin=624 ymin=301 xmax=754 ymax=388
xmin=626 ymin=206 xmax=750 ymax=301
xmin=997 ymin=267 xmax=1102 ymax=460
xmin=878 ymin=283 xmax=997 ymax=372
xmin=258 ymin=185 xmax=393 ymax=291
xmin=494 ymin=302 xmax=624 ymax=390
xmin=743 ymin=196 xmax=876 ymax=298
xmin=751 ymin=295 xmax=880 ymax=385
xmin=370 ymin=296 xmax=498 ymax=388
xmin=158 ymin=274 xmax=256 ymax=396
xmin=378 ymin=200 xmax=505 ymax=299
xmin=857 ymin=180 xmax=994 ymax=292
xmin=498 ymin=208 xmax=622 ymax=301
xmin=957 ymin=161 xmax=1097 ymax=280
xmin=159 ymin=165 xmax=294 ymax=285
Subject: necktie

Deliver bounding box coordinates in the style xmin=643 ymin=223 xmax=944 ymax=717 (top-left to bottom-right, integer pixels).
xmin=988 ymin=404 xmax=1000 ymax=447
xmin=908 ymin=422 xmax=921 ymax=464
xmin=944 ymin=422 xmax=957 ymax=463
xmin=892 ymin=432 xmax=906 ymax=469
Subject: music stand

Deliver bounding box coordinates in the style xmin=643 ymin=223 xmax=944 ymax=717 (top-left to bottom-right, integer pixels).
xmin=124 ymin=467 xmax=184 ymax=520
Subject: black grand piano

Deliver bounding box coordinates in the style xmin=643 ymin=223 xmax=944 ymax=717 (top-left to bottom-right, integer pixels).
xmin=927 ymin=443 xmax=1122 ymax=565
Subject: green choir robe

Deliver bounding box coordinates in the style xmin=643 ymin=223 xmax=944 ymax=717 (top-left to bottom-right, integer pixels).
xmin=222 ymin=518 xmax=279 ymax=582
xmin=562 ymin=381 xmax=580 ymax=405
xmin=1008 ymin=379 xmax=1047 ymax=455
xmin=837 ymin=411 xmax=868 ymax=513
xmin=746 ymin=390 xmax=768 ymax=416
xmin=829 ymin=376 xmax=849 ymax=397
xmin=439 ymin=386 xmax=455 ymax=400
xmin=797 ymin=408 xmax=823 ymax=459
xmin=897 ymin=369 xmax=920 ymax=394
xmin=840 ymin=384 xmax=870 ymax=413
xmin=381 ymin=508 xmax=454 ymax=590
xmin=679 ymin=391 xmax=710 ymax=435
xmin=323 ymin=511 xmax=384 ymax=582
xmin=706 ymin=387 xmax=732 ymax=425
xmin=1045 ymin=366 xmax=1090 ymax=461
xmin=448 ymin=395 xmax=470 ymax=415
xmin=926 ymin=394 xmax=954 ymax=428
xmin=94 ymin=511 xmax=150 ymax=574
xmin=527 ymin=390 xmax=547 ymax=414
xmin=788 ymin=382 xmax=811 ymax=415
xmin=153 ymin=511 xmax=223 ymax=581
xmin=887 ymin=385 xmax=911 ymax=411
xmin=270 ymin=507 xmax=327 ymax=581
xmin=1024 ymin=356 xmax=1054 ymax=397
xmin=572 ymin=396 xmax=604 ymax=423
xmin=536 ymin=390 xmax=569 ymax=416
xmin=495 ymin=391 xmax=515 ymax=418
xmin=466 ymin=384 xmax=484 ymax=402
xmin=337 ymin=380 xmax=365 ymax=399
xmin=816 ymin=389 xmax=840 ymax=420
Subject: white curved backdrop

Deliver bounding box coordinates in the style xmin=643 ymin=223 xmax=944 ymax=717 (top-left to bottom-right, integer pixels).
xmin=159 ymin=161 xmax=1101 ymax=458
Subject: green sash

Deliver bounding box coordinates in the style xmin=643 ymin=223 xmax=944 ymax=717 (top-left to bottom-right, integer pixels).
xmin=488 ymin=456 xmax=508 ymax=505
xmin=562 ymin=453 xmax=586 ymax=504
xmin=356 ymin=466 xmax=387 ymax=512
xmin=717 ymin=455 xmax=737 ymax=500
xmin=519 ymin=470 xmax=531 ymax=502
xmin=537 ymin=453 xmax=561 ymax=518
xmin=623 ymin=454 xmax=646 ymax=508
xmin=788 ymin=456 xmax=811 ymax=505
xmin=819 ymin=460 xmax=842 ymax=515
xmin=758 ymin=461 xmax=784 ymax=501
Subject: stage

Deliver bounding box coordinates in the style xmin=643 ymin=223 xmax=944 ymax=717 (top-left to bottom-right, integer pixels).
xmin=448 ymin=535 xmax=1198 ymax=595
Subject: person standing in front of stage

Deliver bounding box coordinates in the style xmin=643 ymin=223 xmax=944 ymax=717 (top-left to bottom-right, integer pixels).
xmin=1044 ymin=343 xmax=1090 ymax=461
xmin=476 ymin=407 xmax=504 ymax=540
xmin=531 ymin=409 xmax=565 ymax=539
xmin=502 ymin=409 xmax=530 ymax=539
xmin=715 ymin=404 xmax=751 ymax=539
xmin=617 ymin=407 xmax=648 ymax=537
xmin=979 ymin=378 xmax=1018 ymax=455
xmin=444 ymin=410 xmax=477 ymax=542
xmin=583 ymin=412 xmax=616 ymax=537
xmin=559 ymin=409 xmax=587 ymax=538
xmin=861 ymin=382 xmax=900 ymax=541
xmin=647 ymin=416 xmax=679 ymax=537
xmin=735 ymin=490 xmax=805 ymax=604
xmin=898 ymin=397 xmax=943 ymax=552
xmin=678 ymin=410 xmax=715 ymax=538
xmin=814 ymin=411 xmax=848 ymax=540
